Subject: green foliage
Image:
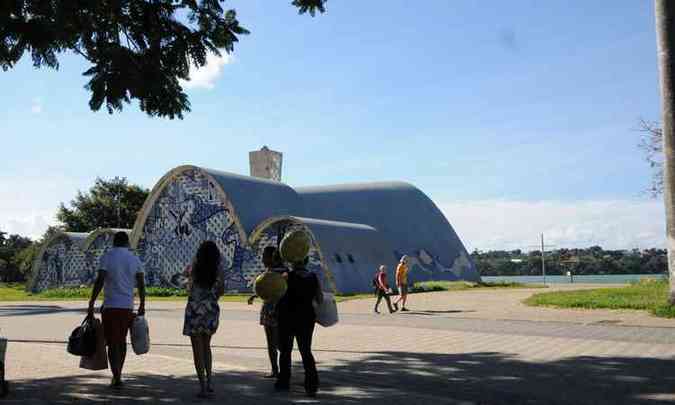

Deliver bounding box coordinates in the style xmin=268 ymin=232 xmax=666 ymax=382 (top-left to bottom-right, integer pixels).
xmin=0 ymin=231 xmax=33 ymax=282
xmin=292 ymin=0 xmax=327 ymax=16
xmin=0 ymin=0 xmax=325 ymax=119
xmin=411 ymin=280 xmax=544 ymax=293
xmin=524 ymin=279 xmax=675 ymax=318
xmin=145 ymin=287 xmax=188 ymax=297
xmin=57 ymin=177 xmax=149 ymax=232
xmin=39 ymin=286 xmax=92 ymax=299
xmin=472 ymin=247 xmax=667 ymax=277
xmin=13 ymin=242 xmax=40 ymax=277
xmin=37 ymin=286 xmax=191 ymax=298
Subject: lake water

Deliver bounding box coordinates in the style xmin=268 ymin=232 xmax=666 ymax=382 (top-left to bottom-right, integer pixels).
xmin=481 ymin=274 xmax=668 ymax=284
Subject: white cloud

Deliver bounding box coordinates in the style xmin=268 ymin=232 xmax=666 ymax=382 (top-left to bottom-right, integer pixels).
xmin=0 ymin=172 xmax=80 ymax=239
xmin=30 ymin=98 xmax=42 ymax=114
xmin=439 ymin=199 xmax=666 ymax=252
xmin=2 ymin=213 xmax=54 ymax=240
xmin=180 ymin=51 xmax=232 ymax=90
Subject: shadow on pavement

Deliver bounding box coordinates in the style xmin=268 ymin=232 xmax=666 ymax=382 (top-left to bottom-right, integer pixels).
xmin=0 ymin=305 xmax=174 ymax=317
xmin=325 ymin=351 xmax=675 ymax=405
xmin=0 ymin=305 xmax=85 ymax=317
xmin=5 ymin=351 xmax=675 ymax=404
xmin=397 ymin=310 xmax=476 ymax=316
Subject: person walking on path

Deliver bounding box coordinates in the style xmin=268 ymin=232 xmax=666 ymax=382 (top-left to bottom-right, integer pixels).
xmin=374 ymin=265 xmax=397 ymax=314
xmin=88 ymin=232 xmax=146 ymax=389
xmin=247 ymin=246 xmax=288 ymax=378
xmin=183 ymin=241 xmax=224 ymax=398
xmin=275 ymin=233 xmax=323 ymax=397
xmin=394 ymin=256 xmax=410 ymax=312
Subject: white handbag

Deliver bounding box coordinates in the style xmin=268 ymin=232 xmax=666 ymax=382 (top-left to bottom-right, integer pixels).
xmin=314 ymin=293 xmax=339 ymax=327
xmin=130 ymin=315 xmax=150 ymax=355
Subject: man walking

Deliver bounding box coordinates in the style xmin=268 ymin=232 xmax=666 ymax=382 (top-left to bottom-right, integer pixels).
xmin=88 ymin=232 xmax=146 ymax=388
xmin=374 ymin=265 xmax=396 ymax=314
xmin=394 ymin=255 xmax=410 ymax=312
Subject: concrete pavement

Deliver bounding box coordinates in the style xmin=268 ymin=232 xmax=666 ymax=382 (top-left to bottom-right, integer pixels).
xmin=1 ymin=285 xmax=674 ymax=404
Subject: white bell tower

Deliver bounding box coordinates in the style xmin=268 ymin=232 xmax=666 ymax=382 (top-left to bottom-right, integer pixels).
xmin=249 ymin=146 xmax=283 ymax=182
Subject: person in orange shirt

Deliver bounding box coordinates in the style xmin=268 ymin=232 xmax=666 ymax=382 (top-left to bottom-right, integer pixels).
xmin=394 ymin=256 xmax=410 ymax=312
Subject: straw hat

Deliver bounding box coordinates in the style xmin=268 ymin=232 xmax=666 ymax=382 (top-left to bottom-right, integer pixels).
xmin=279 ymin=229 xmax=311 ymax=264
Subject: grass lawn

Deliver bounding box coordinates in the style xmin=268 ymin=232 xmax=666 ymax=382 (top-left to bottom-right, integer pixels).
xmin=0 ymin=283 xmax=251 ymax=302
xmin=524 ymin=279 xmax=675 ymax=318
xmin=0 ymin=283 xmax=374 ymax=303
xmin=412 ymin=280 xmax=546 ymax=293
xmin=0 ymin=280 xmax=542 ymax=304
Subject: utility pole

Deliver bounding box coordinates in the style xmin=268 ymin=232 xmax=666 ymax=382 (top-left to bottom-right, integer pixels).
xmin=541 ymin=233 xmax=546 ymax=284
xmin=655 ymin=0 xmax=675 ymax=304
xmin=115 ymin=191 xmax=121 ymax=228
xmin=526 ymin=235 xmax=555 ymax=284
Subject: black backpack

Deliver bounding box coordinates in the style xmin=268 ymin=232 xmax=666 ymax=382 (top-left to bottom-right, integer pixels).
xmin=67 ymin=316 xmax=97 ymax=357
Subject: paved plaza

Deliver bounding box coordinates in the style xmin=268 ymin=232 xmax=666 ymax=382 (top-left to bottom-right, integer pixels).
xmin=1 ymin=285 xmax=674 ymax=404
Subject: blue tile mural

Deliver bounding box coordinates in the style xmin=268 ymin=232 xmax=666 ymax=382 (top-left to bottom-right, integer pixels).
xmin=32 ymin=237 xmax=86 ymax=291
xmin=31 ymin=231 xmax=130 ymax=292
xmin=135 ymin=169 xmax=256 ymax=291
xmin=393 ymin=248 xmax=474 ymax=284
xmin=134 ymin=170 xmax=333 ymax=292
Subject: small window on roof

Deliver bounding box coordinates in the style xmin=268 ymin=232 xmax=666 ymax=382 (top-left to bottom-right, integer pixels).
xmin=335 ymin=254 xmax=343 ymax=263
xmin=347 ymin=254 xmax=355 ymax=263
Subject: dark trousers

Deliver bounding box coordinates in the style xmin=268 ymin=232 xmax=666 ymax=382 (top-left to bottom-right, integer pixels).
xmin=278 ymin=320 xmax=318 ymax=393
xmin=375 ymin=289 xmax=395 ymax=313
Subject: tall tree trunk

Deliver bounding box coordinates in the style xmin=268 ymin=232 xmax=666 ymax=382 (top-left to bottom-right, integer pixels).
xmin=655 ymin=0 xmax=675 ymax=304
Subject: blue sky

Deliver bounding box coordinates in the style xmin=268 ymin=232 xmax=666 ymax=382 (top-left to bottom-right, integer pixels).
xmin=0 ymin=0 xmax=665 ymax=250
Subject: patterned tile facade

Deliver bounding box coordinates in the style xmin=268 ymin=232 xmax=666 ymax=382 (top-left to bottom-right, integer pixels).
xmin=31 ymin=231 xmax=128 ymax=292
xmin=32 ymin=236 xmax=91 ymax=291
xmin=135 ymin=169 xmax=332 ymax=292
xmin=135 ymin=169 xmax=242 ymax=290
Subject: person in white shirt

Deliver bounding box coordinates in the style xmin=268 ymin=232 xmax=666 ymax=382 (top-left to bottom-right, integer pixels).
xmin=88 ymin=232 xmax=145 ymax=389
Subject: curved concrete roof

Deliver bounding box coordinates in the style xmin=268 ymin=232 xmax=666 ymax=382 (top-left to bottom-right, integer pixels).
xmin=248 ymin=215 xmax=396 ymax=293
xmin=130 ymin=165 xmax=479 ymax=290
xmin=203 ymin=168 xmax=302 ymax=235
xmin=293 ymin=217 xmax=397 ymax=293
xmin=83 ymin=228 xmax=131 ymax=251
xmin=131 ymin=165 xmax=302 ymax=248
xmin=296 ymin=181 xmax=478 ymax=280
xmin=45 ymin=231 xmax=90 ymax=250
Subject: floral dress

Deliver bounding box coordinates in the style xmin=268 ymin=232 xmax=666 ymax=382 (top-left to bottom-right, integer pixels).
xmin=260 ymin=301 xmax=278 ymax=327
xmin=183 ymin=283 xmax=220 ymax=336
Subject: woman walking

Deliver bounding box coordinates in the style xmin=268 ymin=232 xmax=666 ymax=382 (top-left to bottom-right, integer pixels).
xmin=248 ymin=246 xmax=287 ymax=378
xmin=275 ymin=230 xmax=323 ymax=397
xmin=183 ymin=241 xmax=224 ymax=398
